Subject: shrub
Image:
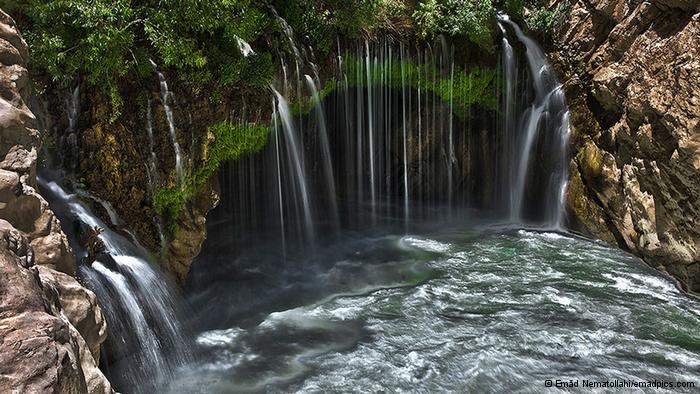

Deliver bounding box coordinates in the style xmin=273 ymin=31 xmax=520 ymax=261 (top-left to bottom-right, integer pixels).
xmin=413 ymin=0 xmax=496 ymax=49
xmin=525 ymin=1 xmax=570 ymax=35
xmin=154 ymin=121 xmax=269 ymax=231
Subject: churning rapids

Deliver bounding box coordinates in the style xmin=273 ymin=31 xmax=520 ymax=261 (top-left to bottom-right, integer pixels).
xmin=36 ymin=13 xmax=700 ymax=394
xmin=177 ymin=226 xmax=700 ymax=393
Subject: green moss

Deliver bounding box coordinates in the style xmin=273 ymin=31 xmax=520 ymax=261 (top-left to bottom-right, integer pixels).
xmin=154 ymin=121 xmax=269 ymax=236
xmin=290 ymin=79 xmax=338 ymax=116
xmin=108 ymin=85 xmax=123 ymax=124
xmin=343 ymin=55 xmax=497 ymax=115
xmin=239 ymin=52 xmax=276 ymax=88
xmin=287 ymin=55 xmax=495 ymax=118
xmin=194 ymin=122 xmax=269 ymax=187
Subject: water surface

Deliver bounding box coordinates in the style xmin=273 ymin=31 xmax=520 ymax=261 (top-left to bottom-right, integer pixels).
xmin=171 ymin=228 xmax=700 ymax=393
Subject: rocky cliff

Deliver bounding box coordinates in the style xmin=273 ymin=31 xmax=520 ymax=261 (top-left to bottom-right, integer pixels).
xmin=553 ymin=0 xmax=700 ymax=292
xmin=0 ymin=10 xmax=114 ymax=393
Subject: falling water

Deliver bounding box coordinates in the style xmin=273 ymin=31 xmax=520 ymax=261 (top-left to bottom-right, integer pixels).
xmin=215 ymin=27 xmax=571 ymax=260
xmin=37 ymin=176 xmax=190 ymax=392
xmin=152 ymin=61 xmax=184 ymax=186
xmin=400 ymin=43 xmax=410 ymax=228
xmin=67 ymin=84 xmax=80 ymax=132
xmin=499 ymin=15 xmax=570 ymax=228
xmin=272 ymin=104 xmax=287 ymax=262
xmin=304 ymin=75 xmax=340 ymax=231
xmin=144 ymin=98 xmax=159 ymax=191
xmin=270 ymin=6 xmax=302 ymax=62
xmin=272 ymin=87 xmax=315 ymax=245
xmin=499 ymin=23 xmax=517 ymax=216
xmin=61 ymin=84 xmax=81 ymax=170
xmin=366 ymin=41 xmax=377 ymax=221
xmin=235 ymin=36 xmax=255 ymax=57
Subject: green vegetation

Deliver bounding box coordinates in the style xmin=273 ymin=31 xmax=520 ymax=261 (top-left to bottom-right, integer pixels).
xmin=500 ymin=0 xmax=570 ymax=35
xmin=290 ymin=79 xmax=338 ymax=116
xmin=14 ymin=1 xmax=504 ymax=92
xmin=413 ymin=0 xmax=496 ymax=49
xmin=524 ymin=1 xmax=570 ymax=35
xmin=153 ymin=122 xmax=269 ymax=233
xmin=10 ymin=0 xmax=528 ymax=244
xmin=343 ymin=55 xmax=497 ymax=115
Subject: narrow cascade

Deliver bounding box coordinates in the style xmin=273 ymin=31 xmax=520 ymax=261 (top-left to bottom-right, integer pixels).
xmin=498 ymin=15 xmax=570 ymax=228
xmin=38 ymin=176 xmax=190 ymax=392
xmin=144 ymin=98 xmax=159 ymax=193
xmin=61 ymin=84 xmax=80 ymax=170
xmin=235 ymin=35 xmax=255 ymax=57
xmin=143 ymin=98 xmax=166 ymax=247
xmin=272 ymin=87 xmax=315 ymax=246
xmin=152 ymin=61 xmax=184 ymax=186
xmin=304 ymin=75 xmax=340 ymax=232
xmin=499 ymin=23 xmax=517 ymax=217
xmin=269 ymin=6 xmax=302 ymax=62
xmin=66 ymin=84 xmax=79 ymax=132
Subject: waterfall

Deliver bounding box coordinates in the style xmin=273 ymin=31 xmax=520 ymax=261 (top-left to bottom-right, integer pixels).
xmin=235 ymin=35 xmax=255 ymax=57
xmin=304 ymin=75 xmax=340 ymax=231
xmin=152 ymin=61 xmax=184 ymax=186
xmin=499 ymin=15 xmax=570 ymax=228
xmin=272 ymin=103 xmax=287 ymax=262
xmin=144 ymin=98 xmax=166 ymax=248
xmin=400 ymin=43 xmax=410 ymax=228
xmin=499 ymin=24 xmax=517 ymax=217
xmin=67 ymin=84 xmax=79 ymax=132
xmin=272 ymin=87 xmax=315 ymax=245
xmin=270 ymin=6 xmax=302 ymax=62
xmin=61 ymin=84 xmax=80 ymax=170
xmin=145 ymin=98 xmax=159 ymax=191
xmin=214 ymin=29 xmax=571 ymax=261
xmin=38 ymin=176 xmax=190 ymax=391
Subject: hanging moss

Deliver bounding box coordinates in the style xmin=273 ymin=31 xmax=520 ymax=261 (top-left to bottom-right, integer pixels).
xmin=289 ymin=79 xmax=338 ymax=116
xmin=154 ymin=121 xmax=269 ymax=232
xmin=342 ymin=54 xmax=497 ymax=115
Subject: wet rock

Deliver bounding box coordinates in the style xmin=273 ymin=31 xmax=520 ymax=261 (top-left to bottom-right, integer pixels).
xmin=552 ymin=0 xmax=700 ymax=291
xmin=36 ymin=265 xmax=108 ymax=362
xmin=165 ymin=180 xmax=220 ymax=283
xmin=0 ymin=8 xmax=114 ymax=392
xmin=0 ymin=226 xmax=114 ymax=394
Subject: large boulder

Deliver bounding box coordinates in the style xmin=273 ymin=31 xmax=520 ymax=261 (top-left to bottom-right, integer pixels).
xmin=0 ymin=221 xmax=113 ymax=394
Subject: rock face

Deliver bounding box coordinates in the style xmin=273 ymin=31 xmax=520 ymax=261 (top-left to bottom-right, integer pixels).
xmin=552 ymin=0 xmax=700 ymax=291
xmin=0 ymin=9 xmax=113 ymax=393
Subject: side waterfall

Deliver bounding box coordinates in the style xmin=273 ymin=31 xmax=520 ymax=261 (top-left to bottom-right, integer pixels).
xmin=499 ymin=15 xmax=570 ymax=228
xmin=151 ymin=61 xmax=184 ymax=186
xmin=38 ymin=176 xmax=189 ymax=391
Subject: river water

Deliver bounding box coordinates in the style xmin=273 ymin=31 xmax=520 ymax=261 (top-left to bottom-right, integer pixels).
xmin=169 ymin=226 xmax=700 ymax=393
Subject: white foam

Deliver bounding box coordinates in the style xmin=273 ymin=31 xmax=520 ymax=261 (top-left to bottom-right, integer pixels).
xmin=196 ymin=327 xmax=245 ymax=347
xmin=402 ymin=236 xmax=451 ymax=253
